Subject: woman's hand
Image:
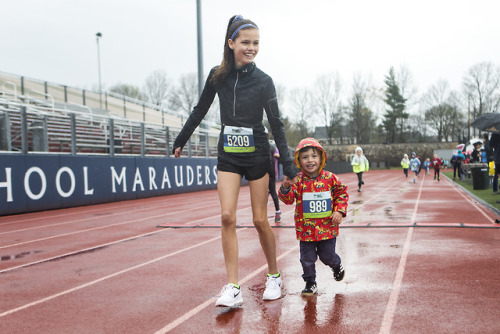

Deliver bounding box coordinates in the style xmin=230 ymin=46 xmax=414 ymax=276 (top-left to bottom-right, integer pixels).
xmin=173 ymin=147 xmax=183 ymax=158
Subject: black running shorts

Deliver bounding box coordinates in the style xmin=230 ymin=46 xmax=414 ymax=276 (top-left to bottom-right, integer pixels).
xmin=217 ymin=159 xmax=269 ymax=181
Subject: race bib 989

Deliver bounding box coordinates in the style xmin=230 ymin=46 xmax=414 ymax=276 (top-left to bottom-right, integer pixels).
xmin=303 ymin=191 xmax=332 ymax=219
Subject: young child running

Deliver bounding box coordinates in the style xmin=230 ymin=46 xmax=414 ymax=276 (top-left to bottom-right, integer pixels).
xmin=401 ymin=154 xmax=410 ymax=178
xmin=351 ymin=147 xmax=369 ymax=192
xmin=430 ymin=154 xmax=443 ymax=181
xmin=423 ymin=158 xmax=431 ymax=175
xmin=278 ymin=138 xmax=349 ymax=295
xmin=410 ymin=152 xmax=421 ymax=183
xmin=173 ymin=15 xmax=297 ymax=307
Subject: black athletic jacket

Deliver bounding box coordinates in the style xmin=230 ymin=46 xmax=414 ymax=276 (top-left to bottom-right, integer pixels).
xmin=172 ymin=62 xmax=296 ymax=179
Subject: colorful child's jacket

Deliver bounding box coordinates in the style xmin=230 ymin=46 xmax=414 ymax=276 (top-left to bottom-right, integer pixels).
xmin=430 ymin=157 xmax=443 ymax=170
xmin=410 ymin=156 xmax=421 ymax=172
xmin=401 ymin=156 xmax=410 ymax=169
xmin=351 ymin=147 xmax=369 ymax=173
xmin=278 ymin=138 xmax=349 ymax=242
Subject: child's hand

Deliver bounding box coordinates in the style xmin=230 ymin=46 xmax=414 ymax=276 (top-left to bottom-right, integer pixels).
xmin=331 ymin=212 xmax=342 ymax=225
xmin=281 ymin=175 xmax=296 ymax=189
xmin=281 ymin=178 xmax=292 ymax=189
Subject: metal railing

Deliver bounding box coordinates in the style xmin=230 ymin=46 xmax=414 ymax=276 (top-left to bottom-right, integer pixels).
xmin=0 ymin=96 xmax=219 ymax=158
xmin=0 ymin=71 xmax=188 ymax=127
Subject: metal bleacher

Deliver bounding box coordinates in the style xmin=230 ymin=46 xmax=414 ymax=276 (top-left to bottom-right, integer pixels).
xmin=0 ymin=71 xmax=219 ymax=157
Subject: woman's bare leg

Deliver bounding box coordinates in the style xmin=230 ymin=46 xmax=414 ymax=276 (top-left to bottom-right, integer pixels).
xmin=249 ymin=173 xmax=278 ymax=275
xmin=217 ymin=171 xmax=242 ymax=284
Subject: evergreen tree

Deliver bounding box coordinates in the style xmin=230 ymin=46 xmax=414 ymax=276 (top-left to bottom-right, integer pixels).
xmin=383 ymin=67 xmax=408 ymax=143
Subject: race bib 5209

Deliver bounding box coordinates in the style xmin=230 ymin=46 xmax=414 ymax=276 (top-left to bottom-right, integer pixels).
xmin=223 ymin=126 xmax=255 ymax=153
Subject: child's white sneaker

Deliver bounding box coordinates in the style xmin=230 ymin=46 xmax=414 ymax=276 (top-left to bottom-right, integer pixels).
xmin=263 ymin=274 xmax=282 ymax=300
xmin=215 ymin=284 xmax=243 ymax=307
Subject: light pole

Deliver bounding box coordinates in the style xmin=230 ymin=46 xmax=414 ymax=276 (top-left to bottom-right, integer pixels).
xmin=467 ymin=95 xmax=471 ymax=142
xmin=96 ymin=32 xmax=103 ymax=108
xmin=196 ymin=1 xmax=208 ymax=139
xmin=196 ymin=0 xmax=204 ymax=98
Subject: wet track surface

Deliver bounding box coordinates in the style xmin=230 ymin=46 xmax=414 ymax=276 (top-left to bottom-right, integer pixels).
xmin=1 ymin=170 xmax=499 ymax=333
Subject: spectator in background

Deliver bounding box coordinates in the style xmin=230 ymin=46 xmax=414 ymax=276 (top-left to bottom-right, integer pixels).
xmin=450 ymin=150 xmax=465 ymax=180
xmin=443 ymin=159 xmax=449 ymax=171
xmin=484 ymin=133 xmax=496 ymax=187
xmin=267 ymin=133 xmax=282 ymax=224
xmin=483 ymin=133 xmax=493 ymax=163
xmin=470 ymin=141 xmax=483 ymax=163
xmin=490 ymin=133 xmax=500 ymax=194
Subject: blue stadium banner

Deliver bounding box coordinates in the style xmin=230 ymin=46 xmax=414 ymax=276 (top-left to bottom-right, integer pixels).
xmin=0 ymin=154 xmax=219 ymax=216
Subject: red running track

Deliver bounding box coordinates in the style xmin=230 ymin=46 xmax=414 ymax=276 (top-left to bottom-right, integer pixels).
xmin=0 ymin=170 xmax=499 ymax=333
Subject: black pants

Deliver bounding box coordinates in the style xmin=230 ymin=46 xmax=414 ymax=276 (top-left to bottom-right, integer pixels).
xmin=403 ymin=168 xmax=408 ymax=177
xmin=453 ymin=163 xmax=462 ymax=179
xmin=356 ymin=172 xmax=363 ymax=188
xmin=300 ymin=239 xmax=341 ymax=283
xmin=268 ymin=162 xmax=280 ymax=212
xmin=434 ymin=168 xmax=440 ymax=179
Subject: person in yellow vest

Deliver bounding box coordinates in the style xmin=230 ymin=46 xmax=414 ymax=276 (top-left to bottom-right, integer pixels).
xmin=351 ymin=147 xmax=369 ymax=192
xmin=401 ymin=154 xmax=410 ymax=178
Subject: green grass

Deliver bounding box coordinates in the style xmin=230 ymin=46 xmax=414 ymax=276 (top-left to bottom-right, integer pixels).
xmin=442 ymin=171 xmax=500 ymax=211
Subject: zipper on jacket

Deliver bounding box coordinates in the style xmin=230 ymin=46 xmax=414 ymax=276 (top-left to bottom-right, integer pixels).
xmin=233 ymin=72 xmax=239 ymax=117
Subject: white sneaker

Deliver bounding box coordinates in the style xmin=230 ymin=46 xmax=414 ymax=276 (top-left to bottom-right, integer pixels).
xmin=263 ymin=274 xmax=282 ymax=300
xmin=215 ymin=284 xmax=243 ymax=307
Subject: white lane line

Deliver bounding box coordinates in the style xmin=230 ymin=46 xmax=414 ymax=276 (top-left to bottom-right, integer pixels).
xmin=378 ymin=174 xmax=425 ymax=334
xmin=0 ymin=203 xmax=225 ymax=249
xmin=0 ymin=228 xmax=171 ymax=274
xmin=0 ymin=202 xmax=133 ymax=226
xmin=0 ymin=212 xmax=172 ymax=249
xmin=0 ymin=189 xmax=230 ymax=227
xmin=154 ymin=245 xmax=298 ymax=334
xmin=1 ymin=202 xmax=255 ymax=272
xmin=0 ymin=233 xmax=224 ymax=318
xmin=0 ymin=203 xmax=219 ymax=236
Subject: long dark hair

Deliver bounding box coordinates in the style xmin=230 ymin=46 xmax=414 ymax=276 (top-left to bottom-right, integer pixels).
xmin=211 ymin=15 xmax=258 ymax=85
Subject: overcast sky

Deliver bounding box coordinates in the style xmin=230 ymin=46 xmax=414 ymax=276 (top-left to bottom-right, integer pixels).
xmin=2 ymin=0 xmax=500 ymax=115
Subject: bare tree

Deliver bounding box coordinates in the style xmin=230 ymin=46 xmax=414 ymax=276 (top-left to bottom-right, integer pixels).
xmin=348 ymin=73 xmax=376 ymax=144
xmin=313 ymin=72 xmax=343 ymax=144
xmin=275 ymin=84 xmax=287 ymax=107
xmin=144 ymin=70 xmax=171 ymax=106
xmin=289 ymin=87 xmax=312 ymax=139
xmin=108 ymin=83 xmax=143 ymax=99
xmin=463 ymin=62 xmax=500 ymax=117
xmin=422 ymin=80 xmax=463 ymax=142
xmin=396 ymin=64 xmax=418 ymax=110
xmin=206 ymin=96 xmax=220 ymax=125
xmin=169 ymin=73 xmax=198 ymax=118
xmin=407 ymin=112 xmax=427 ymax=142
xmin=366 ymin=85 xmax=386 ymax=142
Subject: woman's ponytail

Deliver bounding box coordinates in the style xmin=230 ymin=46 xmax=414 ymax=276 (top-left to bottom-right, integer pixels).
xmin=211 ymin=15 xmax=258 ymax=85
